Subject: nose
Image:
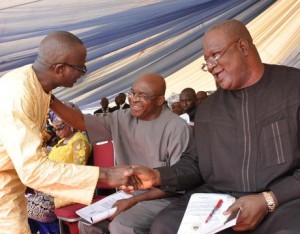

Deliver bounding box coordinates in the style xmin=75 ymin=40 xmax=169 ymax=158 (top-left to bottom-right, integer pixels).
xmin=129 ymin=95 xmax=140 ymax=103
xmin=181 ymin=101 xmax=188 ymax=107
xmin=131 ymin=95 xmax=139 ymax=101
xmin=207 ymin=63 xmax=218 ymax=73
xmin=205 ymin=57 xmax=218 ymax=73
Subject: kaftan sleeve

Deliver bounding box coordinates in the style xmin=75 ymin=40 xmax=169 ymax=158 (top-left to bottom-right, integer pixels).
xmin=166 ymin=118 xmax=196 ymax=166
xmin=157 ymin=152 xmax=203 ymax=192
xmin=84 ymin=114 xmax=113 ymax=144
xmin=158 ymin=117 xmax=203 ymax=192
xmin=0 ymin=82 xmax=99 ymax=206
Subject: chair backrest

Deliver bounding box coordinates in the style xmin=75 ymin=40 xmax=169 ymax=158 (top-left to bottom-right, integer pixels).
xmin=93 ymin=141 xmax=115 ymax=189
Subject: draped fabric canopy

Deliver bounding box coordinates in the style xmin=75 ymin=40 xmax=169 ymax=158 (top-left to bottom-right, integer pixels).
xmin=1 ymin=0 xmax=299 ymax=113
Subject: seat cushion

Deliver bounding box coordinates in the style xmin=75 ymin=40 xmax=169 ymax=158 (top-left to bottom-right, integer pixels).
xmin=54 ymin=196 xmax=106 ymax=219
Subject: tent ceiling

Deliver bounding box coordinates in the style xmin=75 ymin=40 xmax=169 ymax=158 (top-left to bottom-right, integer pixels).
xmin=0 ymin=0 xmax=299 ymax=113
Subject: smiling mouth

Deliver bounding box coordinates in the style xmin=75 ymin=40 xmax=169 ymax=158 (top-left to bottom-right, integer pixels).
xmin=131 ymin=105 xmax=142 ymax=111
xmin=213 ymin=70 xmax=223 ymax=82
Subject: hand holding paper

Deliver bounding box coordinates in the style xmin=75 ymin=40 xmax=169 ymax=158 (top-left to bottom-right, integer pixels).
xmin=177 ymin=193 xmax=240 ymax=234
xmin=76 ymin=191 xmax=132 ymax=225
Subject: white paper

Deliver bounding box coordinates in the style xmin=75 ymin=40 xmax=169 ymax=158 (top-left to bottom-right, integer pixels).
xmin=178 ymin=193 xmax=238 ymax=234
xmin=76 ymin=191 xmax=132 ymax=224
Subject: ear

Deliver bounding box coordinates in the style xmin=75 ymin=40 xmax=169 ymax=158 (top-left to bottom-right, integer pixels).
xmin=53 ymin=64 xmax=64 ymax=77
xmin=157 ymin=96 xmax=165 ymax=106
xmin=238 ymin=38 xmax=249 ymax=56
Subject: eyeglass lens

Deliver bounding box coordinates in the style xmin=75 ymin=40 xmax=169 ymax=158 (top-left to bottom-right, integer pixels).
xmin=54 ymin=123 xmax=66 ymax=131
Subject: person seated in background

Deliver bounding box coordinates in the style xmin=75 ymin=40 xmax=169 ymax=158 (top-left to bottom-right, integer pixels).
xmin=111 ymin=95 xmax=120 ymax=112
xmin=179 ymin=87 xmax=197 ymax=125
xmin=163 ymin=100 xmax=170 ymax=109
xmin=171 ymin=101 xmax=183 ymax=115
xmin=94 ymin=97 xmax=114 ymax=114
xmin=44 ymin=110 xmax=60 ymax=148
xmin=50 ymin=73 xmax=196 ymax=234
xmin=27 ymin=102 xmax=92 ymax=234
xmin=170 ymin=99 xmax=191 ymax=126
xmin=196 ymin=91 xmax=208 ymax=105
xmin=116 ymin=92 xmax=130 ymax=110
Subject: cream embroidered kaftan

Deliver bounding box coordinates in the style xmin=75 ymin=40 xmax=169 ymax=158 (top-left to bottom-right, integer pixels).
xmin=0 ymin=65 xmax=99 ymax=233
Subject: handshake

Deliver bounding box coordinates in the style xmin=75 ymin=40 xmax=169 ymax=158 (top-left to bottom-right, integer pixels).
xmin=98 ymin=165 xmax=161 ymax=192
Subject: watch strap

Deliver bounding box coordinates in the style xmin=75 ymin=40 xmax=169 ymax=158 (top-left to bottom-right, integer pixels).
xmin=261 ymin=191 xmax=276 ymax=212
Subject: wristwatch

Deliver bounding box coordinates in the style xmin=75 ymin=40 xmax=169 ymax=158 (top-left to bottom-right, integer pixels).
xmin=261 ymin=191 xmax=276 ymax=212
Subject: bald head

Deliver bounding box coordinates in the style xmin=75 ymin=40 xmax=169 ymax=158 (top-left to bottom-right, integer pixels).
xmin=204 ymin=19 xmax=253 ymax=43
xmin=33 ymin=31 xmax=87 ymax=93
xmin=133 ymin=73 xmax=166 ymax=96
xmin=129 ymin=73 xmax=166 ymax=121
xmin=36 ymin=31 xmax=86 ymax=65
xmin=180 ymin=88 xmax=196 ymax=98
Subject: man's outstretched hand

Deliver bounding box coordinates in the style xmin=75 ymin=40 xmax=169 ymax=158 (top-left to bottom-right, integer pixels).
xmin=98 ymin=165 xmax=134 ymax=188
xmin=119 ymin=165 xmax=161 ymax=193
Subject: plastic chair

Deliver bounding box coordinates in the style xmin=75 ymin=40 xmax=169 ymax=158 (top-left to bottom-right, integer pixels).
xmin=54 ymin=141 xmax=115 ymax=234
xmin=93 ymin=141 xmax=115 ymax=193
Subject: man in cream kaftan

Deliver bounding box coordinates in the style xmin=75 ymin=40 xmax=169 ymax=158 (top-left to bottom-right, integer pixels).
xmin=0 ymin=65 xmax=99 ymax=233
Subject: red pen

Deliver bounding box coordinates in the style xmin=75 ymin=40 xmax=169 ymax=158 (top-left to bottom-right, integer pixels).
xmin=205 ymin=199 xmax=223 ymax=223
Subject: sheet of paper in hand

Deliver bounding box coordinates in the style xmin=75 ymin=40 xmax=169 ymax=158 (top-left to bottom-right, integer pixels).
xmin=76 ymin=191 xmax=132 ymax=225
xmin=178 ymin=193 xmax=240 ymax=234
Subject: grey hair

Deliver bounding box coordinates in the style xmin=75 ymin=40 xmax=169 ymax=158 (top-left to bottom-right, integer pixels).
xmin=205 ymin=19 xmax=253 ymax=43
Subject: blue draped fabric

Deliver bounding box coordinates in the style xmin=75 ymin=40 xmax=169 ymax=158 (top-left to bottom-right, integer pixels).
xmin=0 ymin=0 xmax=278 ymax=111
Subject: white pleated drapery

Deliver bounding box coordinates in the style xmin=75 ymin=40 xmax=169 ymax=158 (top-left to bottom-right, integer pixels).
xmin=0 ymin=0 xmax=299 ymax=113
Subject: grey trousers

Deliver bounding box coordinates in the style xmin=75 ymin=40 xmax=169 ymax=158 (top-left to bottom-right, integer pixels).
xmin=149 ymin=194 xmax=300 ymax=234
xmin=79 ymin=197 xmax=178 ymax=234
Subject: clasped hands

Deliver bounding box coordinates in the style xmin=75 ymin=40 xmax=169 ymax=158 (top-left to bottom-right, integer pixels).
xmin=98 ymin=165 xmax=158 ymax=192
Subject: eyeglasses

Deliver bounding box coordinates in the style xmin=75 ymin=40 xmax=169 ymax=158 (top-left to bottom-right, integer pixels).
xmin=202 ymin=40 xmax=239 ymax=72
xmin=127 ymin=92 xmax=161 ymax=101
xmin=52 ymin=63 xmax=87 ymax=75
xmin=53 ymin=123 xmax=66 ymax=132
